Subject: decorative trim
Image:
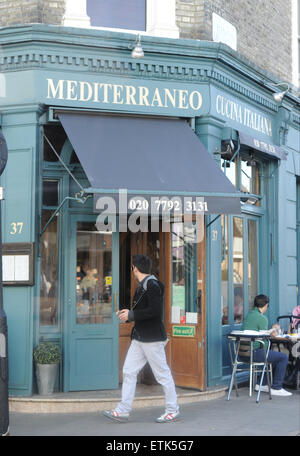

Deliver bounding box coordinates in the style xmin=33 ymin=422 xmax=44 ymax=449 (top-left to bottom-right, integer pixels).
xmin=292 ymin=113 xmax=300 ymax=127
xmin=0 ymin=50 xmax=279 ymax=113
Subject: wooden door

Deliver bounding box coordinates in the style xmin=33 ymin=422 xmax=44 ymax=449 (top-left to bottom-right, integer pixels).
xmin=164 ymin=219 xmax=206 ymax=390
xmin=118 ymin=230 xmax=160 ymax=382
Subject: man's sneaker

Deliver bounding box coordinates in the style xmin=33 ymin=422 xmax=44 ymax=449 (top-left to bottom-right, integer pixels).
xmin=102 ymin=409 xmax=129 ymax=423
xmin=270 ymin=388 xmax=292 ymax=397
xmin=156 ymin=411 xmax=180 ymax=423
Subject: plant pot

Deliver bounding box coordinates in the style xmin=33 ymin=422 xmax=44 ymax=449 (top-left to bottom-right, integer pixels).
xmin=35 ymin=363 xmax=58 ymax=395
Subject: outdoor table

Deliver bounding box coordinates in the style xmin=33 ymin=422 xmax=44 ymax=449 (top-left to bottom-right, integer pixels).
xmin=270 ymin=335 xmax=300 ymax=348
xmin=227 ymin=332 xmax=272 ymax=403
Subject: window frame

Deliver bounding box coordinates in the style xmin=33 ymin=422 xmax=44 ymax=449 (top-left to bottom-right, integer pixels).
xmin=221 ymin=213 xmax=260 ymax=328
xmin=222 ymin=151 xmax=264 ymax=208
xmin=39 ymin=177 xmax=63 ymax=331
xmin=63 ymin=0 xmax=179 ymax=39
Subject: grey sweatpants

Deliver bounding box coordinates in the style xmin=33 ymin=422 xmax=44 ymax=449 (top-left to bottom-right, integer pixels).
xmin=116 ymin=339 xmax=179 ymax=415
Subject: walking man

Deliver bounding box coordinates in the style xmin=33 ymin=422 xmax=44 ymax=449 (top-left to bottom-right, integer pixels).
xmin=103 ymin=254 xmax=180 ymax=423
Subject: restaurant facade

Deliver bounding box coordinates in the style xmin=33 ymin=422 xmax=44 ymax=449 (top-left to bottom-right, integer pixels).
xmin=0 ymin=24 xmax=299 ymax=396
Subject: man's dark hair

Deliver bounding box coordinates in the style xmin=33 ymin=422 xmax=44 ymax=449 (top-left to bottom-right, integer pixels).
xmin=133 ymin=254 xmax=152 ymax=274
xmin=254 ymin=294 xmax=269 ymax=308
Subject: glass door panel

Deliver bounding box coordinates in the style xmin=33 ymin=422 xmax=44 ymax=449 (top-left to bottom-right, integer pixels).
xmin=233 ymin=217 xmax=244 ymax=324
xmin=221 ymin=215 xmax=229 ymax=325
xmin=76 ymin=222 xmax=113 ymax=325
xmin=171 ymin=222 xmax=197 ymax=323
xmin=248 ymin=219 xmax=258 ymax=312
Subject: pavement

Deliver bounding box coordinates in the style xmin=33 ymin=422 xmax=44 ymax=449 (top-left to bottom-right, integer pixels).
xmin=5 ymin=386 xmax=300 ymax=438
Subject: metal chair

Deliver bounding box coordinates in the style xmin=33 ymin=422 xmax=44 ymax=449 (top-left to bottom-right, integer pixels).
xmin=227 ymin=334 xmax=273 ymax=402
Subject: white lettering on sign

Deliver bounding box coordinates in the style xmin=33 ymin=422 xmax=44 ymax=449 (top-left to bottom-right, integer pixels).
xmin=46 ymin=78 xmax=203 ymax=112
xmin=216 ymin=94 xmax=272 ymax=137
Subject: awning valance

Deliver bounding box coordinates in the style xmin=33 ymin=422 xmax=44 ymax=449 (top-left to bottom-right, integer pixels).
xmin=58 ymin=112 xmax=241 ymax=215
xmin=238 ymin=131 xmax=287 ymax=160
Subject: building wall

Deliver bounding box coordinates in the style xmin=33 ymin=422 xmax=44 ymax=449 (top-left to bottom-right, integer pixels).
xmin=0 ymin=0 xmax=292 ymax=83
xmin=0 ymin=6 xmax=298 ymax=394
xmin=176 ymin=0 xmax=204 ymax=40
xmin=0 ymin=0 xmax=65 ymax=26
xmin=176 ymin=0 xmax=292 ymax=83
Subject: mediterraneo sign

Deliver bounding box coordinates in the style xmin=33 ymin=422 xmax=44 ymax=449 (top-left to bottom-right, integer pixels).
xmin=44 ymin=74 xmax=207 ymax=117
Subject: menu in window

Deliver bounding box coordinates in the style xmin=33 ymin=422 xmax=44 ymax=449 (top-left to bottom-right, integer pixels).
xmin=2 ymin=254 xmax=30 ymax=282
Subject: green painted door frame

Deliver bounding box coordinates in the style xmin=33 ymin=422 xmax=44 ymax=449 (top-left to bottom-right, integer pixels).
xmin=221 ymin=212 xmax=262 ymax=379
xmin=64 ymin=213 xmax=119 ymax=391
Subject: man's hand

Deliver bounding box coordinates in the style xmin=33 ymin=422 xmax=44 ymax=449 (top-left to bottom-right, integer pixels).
xmin=118 ymin=309 xmax=129 ymax=322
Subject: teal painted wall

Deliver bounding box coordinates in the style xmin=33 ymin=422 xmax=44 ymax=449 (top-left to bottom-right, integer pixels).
xmin=195 ymin=116 xmax=225 ymax=385
xmin=0 ymin=108 xmax=41 ymax=396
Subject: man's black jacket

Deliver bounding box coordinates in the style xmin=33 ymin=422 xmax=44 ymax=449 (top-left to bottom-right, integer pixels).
xmin=127 ymin=276 xmax=167 ymax=343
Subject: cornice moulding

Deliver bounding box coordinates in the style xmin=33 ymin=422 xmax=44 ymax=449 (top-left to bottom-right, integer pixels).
xmin=0 ymin=25 xmax=299 ymax=119
xmin=0 ymin=24 xmax=285 ymax=81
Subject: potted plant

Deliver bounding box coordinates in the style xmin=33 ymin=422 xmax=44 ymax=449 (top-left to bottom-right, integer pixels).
xmin=33 ymin=342 xmax=61 ymax=395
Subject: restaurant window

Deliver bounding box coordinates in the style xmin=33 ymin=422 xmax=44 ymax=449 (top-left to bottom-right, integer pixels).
xmin=171 ymin=222 xmax=197 ymax=324
xmin=222 ymin=153 xmax=261 ymax=206
xmin=240 ymin=159 xmax=260 ymax=196
xmin=43 ymin=124 xmax=67 ymax=163
xmin=297 ymin=179 xmax=300 ymax=307
xmin=40 ymin=180 xmax=60 ymax=326
xmin=233 ymin=217 xmax=244 ymax=324
xmin=76 ymin=222 xmax=113 ymax=325
xmin=40 ymin=179 xmax=59 ymax=326
xmin=221 ymin=215 xmax=259 ymax=326
xmin=42 ymin=180 xmax=59 ymax=207
xmin=248 ymin=219 xmax=258 ymax=311
xmin=221 ymin=215 xmax=229 ymax=325
xmin=86 ymin=0 xmax=146 ymax=31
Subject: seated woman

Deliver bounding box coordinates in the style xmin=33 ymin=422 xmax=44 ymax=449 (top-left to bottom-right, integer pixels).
xmin=291 ymin=305 xmax=300 ymax=331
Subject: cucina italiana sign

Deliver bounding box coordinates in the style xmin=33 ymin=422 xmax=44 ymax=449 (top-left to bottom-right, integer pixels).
xmin=45 ymin=77 xmax=204 ymax=115
xmin=215 ymin=92 xmax=273 ymax=137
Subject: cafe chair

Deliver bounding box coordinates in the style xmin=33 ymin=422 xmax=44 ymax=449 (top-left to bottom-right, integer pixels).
xmin=227 ymin=334 xmax=273 ymax=402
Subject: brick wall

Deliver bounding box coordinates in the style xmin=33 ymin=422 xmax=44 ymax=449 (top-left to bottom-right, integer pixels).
xmin=176 ymin=0 xmax=292 ymax=82
xmin=0 ymin=0 xmax=65 ymax=26
xmin=176 ymin=0 xmax=204 ymax=40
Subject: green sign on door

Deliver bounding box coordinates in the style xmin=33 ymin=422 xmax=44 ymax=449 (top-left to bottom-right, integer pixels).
xmin=172 ymin=325 xmax=195 ymax=337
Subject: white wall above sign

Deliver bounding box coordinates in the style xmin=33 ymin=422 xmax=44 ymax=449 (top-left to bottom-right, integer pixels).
xmin=212 ymin=13 xmax=237 ymax=51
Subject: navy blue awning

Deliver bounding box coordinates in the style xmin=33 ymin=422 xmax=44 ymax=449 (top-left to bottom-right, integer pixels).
xmin=58 ymin=112 xmax=241 ymax=215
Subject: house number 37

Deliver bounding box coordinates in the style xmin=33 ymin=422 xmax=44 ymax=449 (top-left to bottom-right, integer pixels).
xmin=10 ymin=222 xmax=23 ymax=235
